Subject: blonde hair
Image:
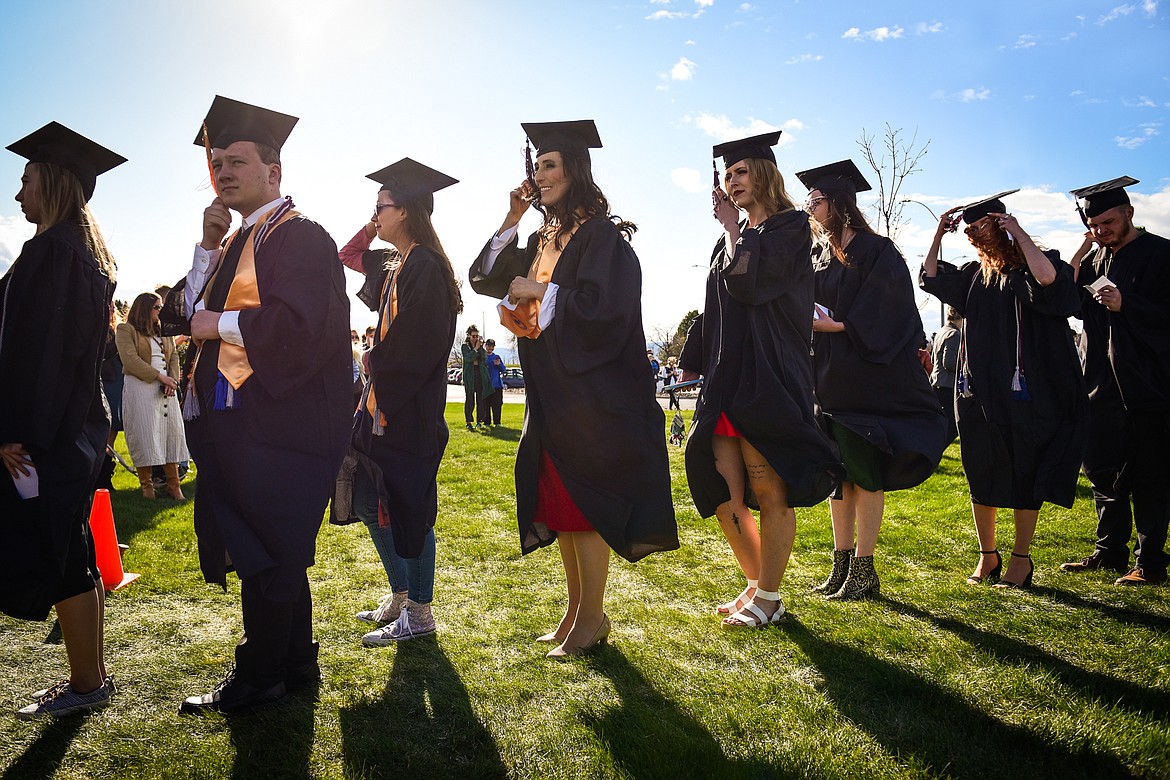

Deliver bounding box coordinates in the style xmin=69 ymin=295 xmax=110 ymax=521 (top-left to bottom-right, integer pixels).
xmin=33 ymin=162 xmax=116 ymax=283
xmin=726 ymin=158 xmax=797 ymax=218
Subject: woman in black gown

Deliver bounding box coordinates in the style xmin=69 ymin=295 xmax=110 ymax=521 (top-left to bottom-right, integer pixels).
xmin=469 ymin=120 xmax=677 ymax=657
xmin=920 ymin=193 xmax=1088 ymax=588
xmin=1 ymin=122 xmax=123 ymax=718
xmin=798 ymin=159 xmax=946 ymax=600
xmin=679 ymin=132 xmax=842 ymax=628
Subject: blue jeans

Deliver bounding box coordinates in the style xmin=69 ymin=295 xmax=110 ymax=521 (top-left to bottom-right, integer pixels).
xmin=353 ymin=465 xmax=436 ymax=604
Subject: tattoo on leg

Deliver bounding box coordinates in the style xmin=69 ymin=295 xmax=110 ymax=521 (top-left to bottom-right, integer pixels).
xmin=746 ymin=464 xmax=767 ymax=480
xmin=732 ymin=511 xmax=741 ymax=534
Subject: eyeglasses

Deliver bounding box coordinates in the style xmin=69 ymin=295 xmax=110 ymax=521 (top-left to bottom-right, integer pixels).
xmin=374 ymin=202 xmax=401 ymax=213
xmin=152 ymin=304 xmax=163 ymax=310
xmin=805 ymin=197 xmax=827 ymax=210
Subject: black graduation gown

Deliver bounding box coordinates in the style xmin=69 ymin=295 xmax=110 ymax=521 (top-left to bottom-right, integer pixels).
xmin=0 ymin=224 xmax=113 ymax=620
xmin=812 ymin=233 xmax=946 ymax=490
xmin=469 ymin=216 xmax=678 ymax=562
xmin=350 ymin=246 xmax=456 ymax=558
xmin=919 ymin=255 xmax=1088 ymax=509
xmin=681 ymin=211 xmax=843 ymax=518
xmin=1076 ymin=231 xmax=1170 ymax=412
xmin=182 ymin=216 xmax=352 ymax=597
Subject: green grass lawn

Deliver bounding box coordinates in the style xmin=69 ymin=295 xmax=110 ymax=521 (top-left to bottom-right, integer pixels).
xmin=2 ymin=402 xmax=1168 ymax=779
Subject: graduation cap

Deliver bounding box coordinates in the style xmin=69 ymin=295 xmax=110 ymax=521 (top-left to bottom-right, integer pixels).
xmin=961 ymin=189 xmax=1019 ymax=224
xmin=712 ymin=131 xmax=782 ymax=168
xmin=521 ymin=120 xmax=603 ymax=158
xmin=193 ymin=95 xmax=298 ymax=151
xmin=795 ymin=159 xmax=872 ymax=201
xmin=6 ymin=121 xmax=126 ymax=202
xmin=366 ymin=157 xmax=458 ymax=215
xmin=1070 ymin=176 xmax=1138 ymax=225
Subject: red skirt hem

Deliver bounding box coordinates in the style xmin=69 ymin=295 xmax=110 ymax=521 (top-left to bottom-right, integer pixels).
xmin=534 ymin=450 xmax=595 ymax=532
xmin=713 ymin=412 xmax=742 ymax=438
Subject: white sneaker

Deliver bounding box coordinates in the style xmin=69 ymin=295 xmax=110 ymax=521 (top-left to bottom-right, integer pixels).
xmin=355 ymin=592 xmax=408 ymax=625
xmin=361 ymin=600 xmax=435 ymax=646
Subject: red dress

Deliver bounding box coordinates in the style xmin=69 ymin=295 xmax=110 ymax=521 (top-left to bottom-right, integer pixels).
xmin=534 ymin=450 xmax=594 ymax=532
xmin=713 ymin=412 xmax=742 ymax=438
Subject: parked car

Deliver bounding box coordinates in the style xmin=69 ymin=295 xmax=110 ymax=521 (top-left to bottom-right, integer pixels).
xmin=502 ymin=368 xmax=525 ymax=389
xmin=447 ymin=367 xmax=463 ymax=385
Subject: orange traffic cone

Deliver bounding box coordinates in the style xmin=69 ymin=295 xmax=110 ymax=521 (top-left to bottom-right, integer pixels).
xmin=88 ymin=489 xmax=139 ymax=591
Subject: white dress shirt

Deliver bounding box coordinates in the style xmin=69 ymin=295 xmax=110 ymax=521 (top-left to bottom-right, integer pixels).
xmin=184 ymin=196 xmax=287 ymax=347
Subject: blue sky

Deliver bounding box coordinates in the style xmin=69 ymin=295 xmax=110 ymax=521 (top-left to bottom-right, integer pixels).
xmin=1 ymin=0 xmax=1166 ymax=339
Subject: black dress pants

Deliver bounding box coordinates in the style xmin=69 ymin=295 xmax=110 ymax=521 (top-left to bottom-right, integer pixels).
xmin=1082 ymin=398 xmax=1134 ymax=568
xmin=235 ymin=570 xmax=314 ymax=689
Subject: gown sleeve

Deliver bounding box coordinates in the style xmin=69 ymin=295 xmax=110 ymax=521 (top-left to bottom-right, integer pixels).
xmin=1005 ymin=250 xmax=1080 ymax=318
xmin=367 ymin=252 xmax=454 ymax=424
xmin=552 ymin=221 xmax=644 ymax=375
xmin=237 ymin=220 xmax=349 ymax=400
xmin=679 ymin=313 xmax=705 ymax=374
xmin=841 ymin=238 xmax=923 ymax=365
xmin=0 ymin=238 xmax=105 ymax=452
xmin=919 ymin=260 xmax=979 ymax=316
xmin=723 ymin=210 xmax=812 ymax=306
xmin=469 ymin=231 xmax=534 ymax=300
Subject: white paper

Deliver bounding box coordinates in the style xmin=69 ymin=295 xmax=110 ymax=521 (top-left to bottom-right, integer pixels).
xmin=12 ymin=464 xmax=39 ymax=499
xmin=1085 ymin=276 xmax=1114 ymax=294
xmin=813 ymin=303 xmax=832 ymax=321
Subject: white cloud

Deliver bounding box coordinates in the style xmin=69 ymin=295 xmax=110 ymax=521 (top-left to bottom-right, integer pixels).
xmin=1014 ymin=34 xmax=1038 ymax=48
xmin=785 ymin=53 xmax=824 ymax=64
xmin=687 ymin=113 xmax=798 ymax=146
xmin=672 ymin=168 xmax=705 ymax=193
xmin=695 ymin=0 xmax=715 ymax=7
xmin=0 ymin=215 xmax=33 ymax=275
xmin=671 ymin=57 xmax=697 ymax=80
xmin=740 ymin=3 xmax=754 ymax=10
xmin=1115 ymin=122 xmax=1161 ymax=149
xmin=843 ymin=25 xmax=904 ymax=42
xmin=915 ymin=21 xmax=943 ymax=34
xmin=684 ymin=39 xmax=696 ymax=44
xmin=650 ymin=0 xmax=670 ymax=4
xmin=1098 ymin=2 xmax=1156 ymax=23
xmin=1123 ymin=95 xmax=1158 ymax=107
xmin=959 ymin=87 xmax=991 ymax=102
xmin=647 ymin=10 xmax=690 ymax=20
xmin=1062 ymin=31 xmax=1079 ymax=40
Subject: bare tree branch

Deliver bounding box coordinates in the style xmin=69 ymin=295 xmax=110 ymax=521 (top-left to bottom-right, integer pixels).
xmin=856 ymin=123 xmax=930 ymax=239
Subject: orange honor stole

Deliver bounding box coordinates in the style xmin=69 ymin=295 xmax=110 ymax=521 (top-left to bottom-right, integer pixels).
xmin=183 ymin=203 xmax=299 ymax=418
xmin=499 ymin=222 xmax=579 ymax=340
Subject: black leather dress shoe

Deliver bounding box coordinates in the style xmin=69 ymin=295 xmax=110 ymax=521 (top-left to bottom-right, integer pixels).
xmin=285 ymin=661 xmax=321 ymax=690
xmin=179 ymin=673 xmax=287 ymax=715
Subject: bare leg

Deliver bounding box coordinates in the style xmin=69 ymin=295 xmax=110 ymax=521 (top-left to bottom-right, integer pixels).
xmin=54 ymin=586 xmax=104 ymax=693
xmin=853 ymin=488 xmax=885 ymax=557
xmin=971 ymin=503 xmax=999 ymax=579
xmin=726 ymin=438 xmax=793 ymax=623
xmin=560 ymin=531 xmax=610 ymax=649
xmin=1002 ymin=508 xmax=1039 ymax=585
xmin=712 ymin=435 xmax=761 ymax=581
xmin=830 ymin=483 xmax=857 ymax=551
xmin=544 ymin=533 xmax=581 ymax=642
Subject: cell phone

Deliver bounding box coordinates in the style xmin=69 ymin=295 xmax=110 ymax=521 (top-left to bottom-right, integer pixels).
xmin=524 ymin=141 xmax=541 ymax=207
xmin=711 ymin=160 xmax=721 ymax=209
xmin=943 ymin=213 xmax=962 ymax=233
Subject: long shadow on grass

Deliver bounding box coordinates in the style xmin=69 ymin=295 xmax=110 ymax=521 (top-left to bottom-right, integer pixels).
xmin=338 ymin=636 xmax=506 ymax=779
xmin=884 ymin=598 xmax=1170 ymax=718
xmin=1036 ymin=587 xmax=1170 ymax=632
xmin=1 ymin=716 xmax=84 ymax=780
xmin=583 ymin=648 xmax=777 ymax=779
xmin=786 ymin=619 xmax=1132 ymax=780
xmin=225 ymin=681 xmax=317 ymax=779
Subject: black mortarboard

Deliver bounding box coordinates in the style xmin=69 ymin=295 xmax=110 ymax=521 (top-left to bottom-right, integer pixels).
xmin=366 ymin=158 xmax=458 ymax=215
xmin=521 ymin=120 xmax=603 ymax=158
xmin=1070 ymin=176 xmax=1138 ymax=224
xmin=193 ymin=95 xmax=298 ymax=151
xmin=712 ymin=131 xmax=782 ymax=167
xmin=795 ymin=159 xmax=872 ymax=201
xmin=961 ymin=189 xmax=1019 ymax=224
xmin=6 ymin=121 xmax=126 ymax=202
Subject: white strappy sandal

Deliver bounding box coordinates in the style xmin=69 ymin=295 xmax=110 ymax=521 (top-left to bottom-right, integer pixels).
xmin=721 ymin=588 xmax=786 ymax=628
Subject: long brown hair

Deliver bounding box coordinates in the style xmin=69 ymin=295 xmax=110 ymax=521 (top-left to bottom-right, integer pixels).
xmin=965 ymin=218 xmax=1026 ymax=285
xmin=31 ymin=162 xmax=116 ymax=283
xmin=127 ymin=292 xmax=161 ymax=336
xmin=399 ymin=201 xmax=463 ymax=315
xmin=536 ymin=148 xmax=636 ymax=249
xmin=816 ymin=191 xmax=876 ymax=263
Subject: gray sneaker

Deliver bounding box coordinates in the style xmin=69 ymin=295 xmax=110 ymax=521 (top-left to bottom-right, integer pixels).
xmin=355 ymin=592 xmax=408 ymax=625
xmin=17 ymin=681 xmax=111 ymax=720
xmin=362 ymin=600 xmax=435 ymax=646
xmin=31 ymin=674 xmax=115 ymax=701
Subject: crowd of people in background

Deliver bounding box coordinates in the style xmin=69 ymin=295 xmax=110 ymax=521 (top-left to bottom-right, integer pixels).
xmin=2 ymin=104 xmax=1167 ymax=722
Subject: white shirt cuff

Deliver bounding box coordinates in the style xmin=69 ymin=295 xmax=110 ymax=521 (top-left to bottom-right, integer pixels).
xmin=538 ymin=282 xmax=558 ymax=329
xmin=187 ymin=244 xmax=220 ymax=315
xmin=218 ymin=311 xmax=244 ymax=346
xmin=482 ymin=224 xmax=520 ymax=275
